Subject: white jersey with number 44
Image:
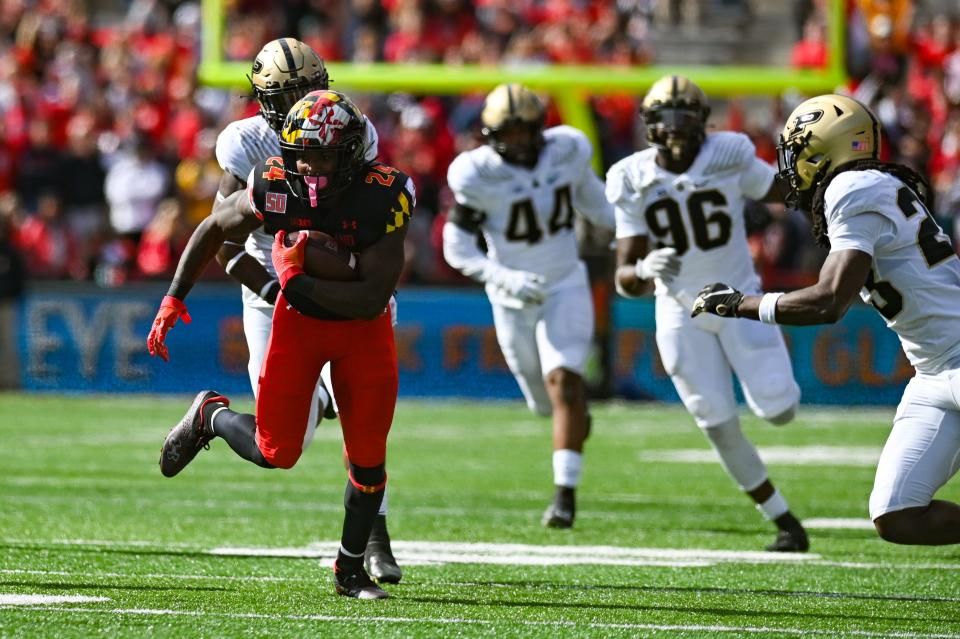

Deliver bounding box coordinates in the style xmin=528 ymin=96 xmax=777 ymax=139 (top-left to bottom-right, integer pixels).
xmin=825 ymin=169 xmax=960 ymax=374
xmin=446 ymin=125 xmax=613 ymax=289
xmin=607 ymin=131 xmax=775 ymax=304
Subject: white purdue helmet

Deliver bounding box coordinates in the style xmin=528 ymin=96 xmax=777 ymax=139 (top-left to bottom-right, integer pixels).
xmin=640 ymin=75 xmax=710 ymax=162
xmin=249 ymin=38 xmax=330 ymax=132
xmin=480 ymin=83 xmax=546 ymax=165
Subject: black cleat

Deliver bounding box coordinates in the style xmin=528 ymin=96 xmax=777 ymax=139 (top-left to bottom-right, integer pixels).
xmin=767 ymin=513 xmax=810 ymax=552
xmin=542 ymin=486 xmax=576 ymax=529
xmin=334 ymin=564 xmax=389 ymax=599
xmin=159 ymin=391 xmax=228 ymax=477
xmin=365 ymin=544 xmax=402 ymax=584
xmin=319 ymin=379 xmax=338 ymax=421
xmin=766 ymin=527 xmax=810 ymax=552
xmin=365 ymin=515 xmax=402 ymax=583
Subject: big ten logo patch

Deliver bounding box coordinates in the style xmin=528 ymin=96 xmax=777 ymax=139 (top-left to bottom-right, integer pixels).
xmin=265 ymin=192 xmax=287 ymax=213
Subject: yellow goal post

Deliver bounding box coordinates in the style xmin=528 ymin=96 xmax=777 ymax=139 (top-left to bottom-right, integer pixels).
xmin=199 ymin=0 xmax=847 ymax=173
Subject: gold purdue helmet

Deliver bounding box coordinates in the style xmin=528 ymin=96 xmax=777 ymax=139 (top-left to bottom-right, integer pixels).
xmin=249 ymin=38 xmax=330 ymax=132
xmin=777 ymin=94 xmax=880 ymax=210
xmin=480 ymin=83 xmax=546 ymax=166
xmin=641 ymin=75 xmax=710 ymax=162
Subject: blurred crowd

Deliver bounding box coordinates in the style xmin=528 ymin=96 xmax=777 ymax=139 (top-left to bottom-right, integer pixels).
xmin=0 ymin=0 xmax=958 ymax=296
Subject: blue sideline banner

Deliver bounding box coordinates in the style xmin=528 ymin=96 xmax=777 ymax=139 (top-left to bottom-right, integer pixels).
xmin=17 ymin=285 xmax=909 ymax=404
xmin=612 ymin=298 xmax=910 ymax=406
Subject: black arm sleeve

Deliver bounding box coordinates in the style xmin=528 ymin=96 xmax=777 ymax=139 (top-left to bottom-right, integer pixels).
xmin=282 ymin=274 xmax=350 ymax=321
xmin=447 ymin=203 xmax=486 ymax=232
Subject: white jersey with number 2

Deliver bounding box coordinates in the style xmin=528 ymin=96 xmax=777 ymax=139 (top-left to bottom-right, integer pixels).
xmin=825 ymin=169 xmax=960 ymax=375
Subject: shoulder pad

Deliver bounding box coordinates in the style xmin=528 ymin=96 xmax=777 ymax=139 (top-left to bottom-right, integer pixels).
xmin=362 ymin=116 xmax=380 ymax=162
xmin=216 ymin=116 xmax=276 ymax=182
xmin=824 ymin=169 xmax=898 ymax=224
xmin=544 ymin=125 xmax=593 ymax=167
xmin=446 ymin=148 xmax=508 ymax=203
xmin=699 ymin=131 xmax=755 ymax=175
xmin=605 ymin=150 xmax=659 ymax=204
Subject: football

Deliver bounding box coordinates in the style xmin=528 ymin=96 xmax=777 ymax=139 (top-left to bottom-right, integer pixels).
xmin=282 ymin=230 xmax=357 ymax=281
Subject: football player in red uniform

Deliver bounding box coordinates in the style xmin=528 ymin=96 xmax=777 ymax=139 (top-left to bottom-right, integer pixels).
xmin=146 ymin=91 xmax=415 ymax=599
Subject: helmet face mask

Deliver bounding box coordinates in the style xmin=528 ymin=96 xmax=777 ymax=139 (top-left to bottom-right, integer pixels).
xmin=249 ymin=38 xmax=330 ymax=132
xmin=776 ymin=94 xmax=880 ymax=211
xmin=641 ymin=75 xmax=709 ymax=164
xmin=279 ymin=91 xmax=367 ymax=207
xmin=481 ymin=84 xmax=546 ymax=166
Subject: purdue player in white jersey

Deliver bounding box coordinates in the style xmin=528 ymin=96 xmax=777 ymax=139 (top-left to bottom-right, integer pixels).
xmin=694 ymin=94 xmax=960 ymax=546
xmin=443 ymin=84 xmax=615 ymax=529
xmin=609 ymin=76 xmax=808 ymax=552
xmin=211 ymin=38 xmax=402 ymax=581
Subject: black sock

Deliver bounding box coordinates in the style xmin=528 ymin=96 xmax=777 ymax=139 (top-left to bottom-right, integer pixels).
xmin=207 ymin=407 xmax=273 ymax=468
xmin=340 ymin=463 xmax=385 ymax=559
xmin=368 ymin=514 xmax=391 ymax=547
xmin=335 ymin=550 xmax=363 ymax=573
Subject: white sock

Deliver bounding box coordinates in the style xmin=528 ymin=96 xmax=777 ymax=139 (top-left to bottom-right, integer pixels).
xmin=553 ymin=449 xmax=582 ymax=488
xmin=757 ymin=489 xmax=789 ymax=521
xmin=378 ymin=487 xmax=388 ymax=516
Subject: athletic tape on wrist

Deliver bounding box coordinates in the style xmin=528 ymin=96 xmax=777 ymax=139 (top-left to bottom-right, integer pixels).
xmin=759 ymin=292 xmax=785 ymax=325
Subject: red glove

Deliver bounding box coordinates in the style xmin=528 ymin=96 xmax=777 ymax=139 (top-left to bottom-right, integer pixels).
xmin=146 ymin=295 xmax=191 ymax=362
xmin=272 ymin=230 xmax=307 ymax=288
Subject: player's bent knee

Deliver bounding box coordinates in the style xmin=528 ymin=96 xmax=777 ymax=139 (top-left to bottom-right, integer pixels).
xmin=767 ymin=404 xmax=797 ymax=426
xmin=263 ymin=446 xmax=303 ymax=470
xmin=873 ymin=511 xmax=910 ymax=544
xmin=546 ymin=368 xmax=584 ymax=407
xmin=873 ymin=507 xmax=927 ymax=544
xmin=686 ymin=393 xmax=726 ymax=428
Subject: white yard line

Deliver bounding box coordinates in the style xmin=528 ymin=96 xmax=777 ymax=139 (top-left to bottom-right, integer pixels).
xmin=7 ymin=538 xmax=960 ymax=571
xmin=0 ymin=605 xmax=956 ymax=638
xmin=209 ymin=540 xmax=819 ymax=567
xmin=638 ymin=446 xmax=882 ymax=466
xmin=0 ymin=595 xmax=109 ymax=605
xmin=806 ymin=518 xmax=876 ymax=530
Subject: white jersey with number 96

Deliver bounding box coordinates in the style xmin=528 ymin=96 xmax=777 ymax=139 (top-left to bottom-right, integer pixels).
xmin=607 ymin=131 xmax=775 ymax=304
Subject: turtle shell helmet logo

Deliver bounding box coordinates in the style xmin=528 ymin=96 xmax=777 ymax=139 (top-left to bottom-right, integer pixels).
xmin=279 ymin=91 xmax=367 ymax=206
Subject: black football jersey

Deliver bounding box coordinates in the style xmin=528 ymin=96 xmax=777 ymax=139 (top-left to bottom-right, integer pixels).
xmin=246 ymin=157 xmax=415 ymax=320
xmin=247 ymin=156 xmax=415 ymax=254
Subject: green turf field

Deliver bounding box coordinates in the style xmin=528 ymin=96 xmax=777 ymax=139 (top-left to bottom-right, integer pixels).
xmin=1 ymin=394 xmax=958 ymax=638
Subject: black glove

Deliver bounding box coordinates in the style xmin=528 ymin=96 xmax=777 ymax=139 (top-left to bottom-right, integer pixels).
xmin=691 ymin=283 xmax=744 ymax=318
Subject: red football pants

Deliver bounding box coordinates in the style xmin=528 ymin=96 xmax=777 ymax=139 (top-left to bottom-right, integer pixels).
xmin=255 ymin=295 xmax=398 ymax=469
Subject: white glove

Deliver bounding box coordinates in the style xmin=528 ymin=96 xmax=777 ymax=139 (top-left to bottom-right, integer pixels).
xmin=636 ymin=247 xmax=681 ymax=283
xmin=491 ymin=267 xmax=547 ymax=305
